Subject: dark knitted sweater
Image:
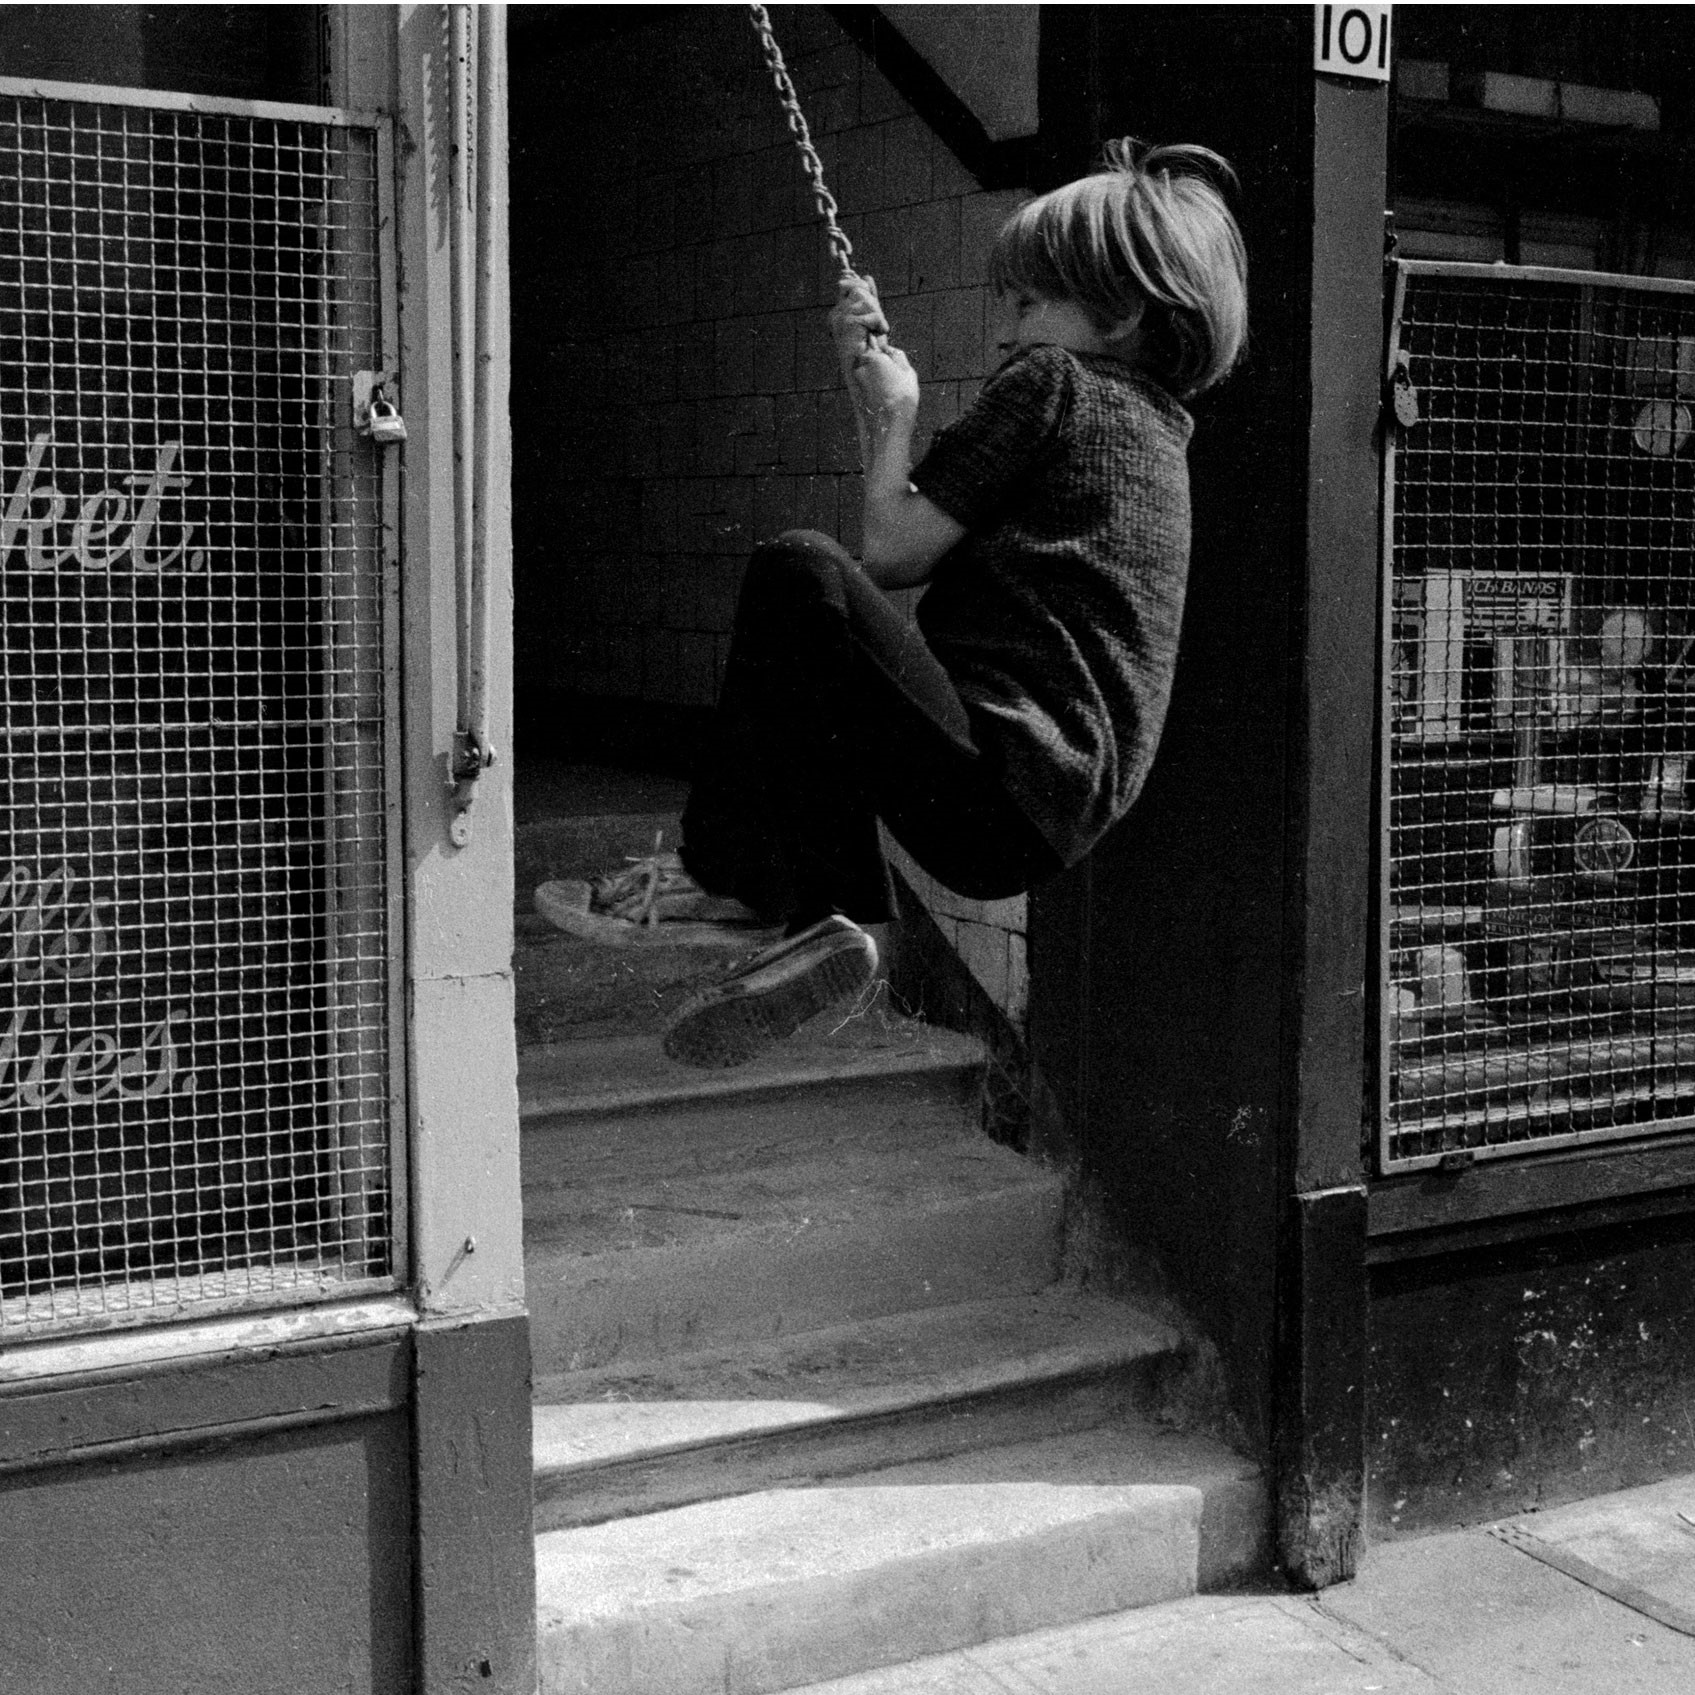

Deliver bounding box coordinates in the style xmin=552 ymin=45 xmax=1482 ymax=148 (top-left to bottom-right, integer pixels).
xmin=908 ymin=342 xmax=1194 ymax=865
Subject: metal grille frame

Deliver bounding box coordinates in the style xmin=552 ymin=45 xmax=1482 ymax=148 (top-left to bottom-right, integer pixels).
xmin=1380 ymin=258 xmax=1695 ymax=1174
xmin=0 ymin=77 xmax=405 ymax=1336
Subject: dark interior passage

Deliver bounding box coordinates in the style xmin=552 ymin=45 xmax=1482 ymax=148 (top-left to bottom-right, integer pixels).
xmin=507 ymin=5 xmax=1025 ymax=774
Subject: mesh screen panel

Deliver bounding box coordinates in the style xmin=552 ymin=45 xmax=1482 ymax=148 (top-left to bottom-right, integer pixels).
xmin=1383 ymin=262 xmax=1695 ymax=1171
xmin=0 ymin=90 xmax=395 ymax=1331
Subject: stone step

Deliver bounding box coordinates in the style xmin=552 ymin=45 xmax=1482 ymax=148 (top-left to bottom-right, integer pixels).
xmin=522 ymin=1107 xmax=1059 ymax=1376
xmin=842 ymin=1420 xmax=1268 ymax=1596
xmin=520 ymin=1020 xmax=1056 ymax=1377
xmin=533 ymin=1420 xmax=1264 ymax=1695
xmin=531 ymin=1289 xmax=1182 ymax=1531
xmin=519 ymin=1016 xmax=985 ymax=1130
xmin=515 ymin=926 xmax=756 ymax=1045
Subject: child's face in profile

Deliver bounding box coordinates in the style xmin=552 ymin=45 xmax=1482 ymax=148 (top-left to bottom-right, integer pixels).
xmin=994 ymin=291 xmax=1144 ymax=364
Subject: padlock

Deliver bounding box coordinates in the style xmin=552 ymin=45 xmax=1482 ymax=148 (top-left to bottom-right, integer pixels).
xmin=367 ymin=395 xmax=408 ymax=444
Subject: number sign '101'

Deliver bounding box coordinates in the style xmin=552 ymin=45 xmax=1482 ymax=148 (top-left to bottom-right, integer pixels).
xmin=1314 ymin=4 xmax=1391 ymax=83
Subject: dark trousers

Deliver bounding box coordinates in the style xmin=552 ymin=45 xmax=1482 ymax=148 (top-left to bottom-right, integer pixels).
xmin=680 ymin=531 xmax=1061 ymax=927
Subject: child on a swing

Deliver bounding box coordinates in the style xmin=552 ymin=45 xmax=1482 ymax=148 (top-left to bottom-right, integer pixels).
xmin=552 ymin=139 xmax=1247 ymax=1066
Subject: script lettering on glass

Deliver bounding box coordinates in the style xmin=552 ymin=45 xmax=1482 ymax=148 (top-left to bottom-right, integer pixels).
xmin=0 ymin=435 xmax=205 ymax=573
xmin=0 ymin=863 xmax=195 ymax=1109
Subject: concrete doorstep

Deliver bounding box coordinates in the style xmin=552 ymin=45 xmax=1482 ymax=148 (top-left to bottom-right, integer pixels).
xmin=533 ymin=1479 xmax=1201 ymax=1695
xmin=775 ymin=1472 xmax=1695 ymax=1695
xmin=530 ymin=1290 xmax=1183 ymax=1531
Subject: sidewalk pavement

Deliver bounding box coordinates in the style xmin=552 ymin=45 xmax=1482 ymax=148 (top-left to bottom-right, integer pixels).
xmin=783 ymin=1473 xmax=1695 ymax=1694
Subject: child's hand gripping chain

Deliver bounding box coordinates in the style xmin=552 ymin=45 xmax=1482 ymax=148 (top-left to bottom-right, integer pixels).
xmin=829 ymin=273 xmax=911 ymax=418
xmin=826 ymin=270 xmax=963 ymax=584
xmin=830 ymin=274 xmax=922 ymax=519
xmin=828 ymin=272 xmax=888 ymax=365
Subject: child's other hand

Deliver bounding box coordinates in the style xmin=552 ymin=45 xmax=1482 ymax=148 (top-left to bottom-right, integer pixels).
xmin=830 ymin=274 xmax=889 ymax=369
xmin=848 ymin=342 xmax=920 ymax=426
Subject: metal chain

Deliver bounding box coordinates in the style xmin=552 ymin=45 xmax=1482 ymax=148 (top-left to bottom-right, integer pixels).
xmin=746 ymin=2 xmax=859 ymax=282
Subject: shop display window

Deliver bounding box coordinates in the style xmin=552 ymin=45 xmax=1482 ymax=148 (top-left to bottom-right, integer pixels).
xmin=0 ymin=82 xmax=398 ymax=1333
xmin=1382 ymin=261 xmax=1695 ymax=1171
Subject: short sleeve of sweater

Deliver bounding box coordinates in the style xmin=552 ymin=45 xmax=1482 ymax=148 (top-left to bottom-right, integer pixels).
xmin=909 ymin=344 xmax=1073 ymax=530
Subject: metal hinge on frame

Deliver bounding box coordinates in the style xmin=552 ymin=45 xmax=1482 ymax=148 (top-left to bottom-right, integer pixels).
xmin=1386 ymin=349 xmax=1420 ymax=428
xmin=447 ymin=729 xmax=496 ymax=848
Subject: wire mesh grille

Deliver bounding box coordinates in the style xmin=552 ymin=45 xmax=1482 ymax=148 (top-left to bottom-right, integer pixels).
xmin=1383 ymin=263 xmax=1695 ymax=1170
xmin=0 ymin=91 xmax=394 ymax=1330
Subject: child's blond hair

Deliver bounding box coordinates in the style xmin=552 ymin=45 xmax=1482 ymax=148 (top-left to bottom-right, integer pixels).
xmin=989 ymin=138 xmax=1248 ymax=399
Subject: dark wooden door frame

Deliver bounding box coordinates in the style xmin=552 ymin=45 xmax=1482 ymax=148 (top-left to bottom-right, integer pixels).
xmin=1274 ymin=68 xmax=1389 ymax=1588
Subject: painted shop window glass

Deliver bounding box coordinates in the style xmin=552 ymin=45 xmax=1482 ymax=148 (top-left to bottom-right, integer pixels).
xmin=1380 ymin=261 xmax=1695 ymax=1172
xmin=0 ymin=84 xmax=398 ymax=1333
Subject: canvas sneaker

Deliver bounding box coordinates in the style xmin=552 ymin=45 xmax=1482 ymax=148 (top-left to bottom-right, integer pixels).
xmin=534 ymin=845 xmax=775 ymax=949
xmin=661 ymin=915 xmax=879 ymax=1067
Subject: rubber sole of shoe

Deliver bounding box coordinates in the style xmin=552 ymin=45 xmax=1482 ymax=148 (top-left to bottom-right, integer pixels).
xmin=661 ymin=933 xmax=877 ymax=1068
